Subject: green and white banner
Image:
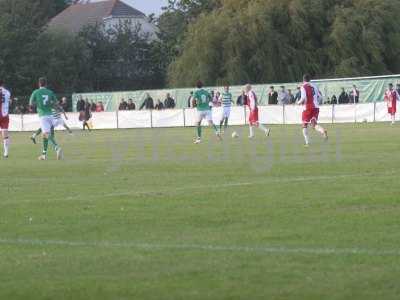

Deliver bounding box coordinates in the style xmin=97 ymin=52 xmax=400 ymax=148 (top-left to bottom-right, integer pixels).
xmin=72 ymin=75 xmax=400 ymax=111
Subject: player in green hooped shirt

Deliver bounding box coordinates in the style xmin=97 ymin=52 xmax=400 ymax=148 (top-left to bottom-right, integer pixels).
xmin=193 ymin=80 xmax=221 ymax=144
xmin=29 ymin=77 xmax=63 ymax=160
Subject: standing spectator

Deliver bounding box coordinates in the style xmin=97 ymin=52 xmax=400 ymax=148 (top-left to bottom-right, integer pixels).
xmin=338 ymin=88 xmax=350 ymax=104
xmin=60 ymin=97 xmax=69 ymax=112
xmin=76 ymin=96 xmax=85 ymax=112
xmin=96 ymin=101 xmax=105 ymax=112
xmin=330 ymin=95 xmax=338 ymax=104
xmin=127 ymin=99 xmax=136 ymax=110
xmin=164 ymin=93 xmax=176 ymax=109
xmin=187 ymin=91 xmax=194 ymax=108
xmin=278 ymin=86 xmax=289 ymax=105
xmin=79 ymin=99 xmax=92 ymax=131
xmin=237 ymin=91 xmax=246 ymax=106
xmin=288 ymin=89 xmax=295 ymax=104
xmin=213 ymin=91 xmax=221 ymax=106
xmin=268 ymin=86 xmax=278 ymax=105
xmin=155 ymin=99 xmax=164 ymax=110
xmin=10 ymin=97 xmax=17 ymax=114
xmin=90 ymin=100 xmax=96 ymax=112
xmin=139 ymin=93 xmax=154 ymax=110
xmin=350 ymin=85 xmax=360 ymax=103
xmin=119 ymin=98 xmax=128 ymax=110
xmin=294 ymin=87 xmax=301 ymax=103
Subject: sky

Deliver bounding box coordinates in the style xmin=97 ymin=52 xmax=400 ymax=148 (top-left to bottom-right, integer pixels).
xmin=90 ymin=0 xmax=167 ymax=16
xmin=121 ymin=0 xmax=168 ymax=16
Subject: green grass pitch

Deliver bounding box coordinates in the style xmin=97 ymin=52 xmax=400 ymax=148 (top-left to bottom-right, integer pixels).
xmin=0 ymin=123 xmax=399 ymax=300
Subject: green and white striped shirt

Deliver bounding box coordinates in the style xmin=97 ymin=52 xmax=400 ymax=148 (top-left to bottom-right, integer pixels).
xmin=52 ymin=109 xmax=62 ymax=119
xmin=221 ymin=92 xmax=233 ymax=107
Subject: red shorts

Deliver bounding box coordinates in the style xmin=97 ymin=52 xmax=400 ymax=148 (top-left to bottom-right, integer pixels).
xmin=302 ymin=108 xmax=319 ymax=125
xmin=249 ymin=108 xmax=259 ymax=125
xmin=388 ymin=107 xmax=396 ymax=115
xmin=0 ymin=115 xmax=9 ymax=129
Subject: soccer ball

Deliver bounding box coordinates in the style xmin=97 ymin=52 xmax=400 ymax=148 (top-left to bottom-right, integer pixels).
xmin=232 ymin=131 xmax=239 ymax=138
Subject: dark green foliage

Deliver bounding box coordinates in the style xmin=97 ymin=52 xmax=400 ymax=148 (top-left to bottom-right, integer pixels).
xmin=0 ymin=0 xmax=165 ymax=96
xmin=0 ymin=0 xmax=399 ymax=95
xmin=167 ymin=0 xmax=400 ymax=87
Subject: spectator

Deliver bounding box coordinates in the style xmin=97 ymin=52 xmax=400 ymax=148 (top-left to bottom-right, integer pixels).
xmin=294 ymin=87 xmax=301 ymax=103
xmin=119 ymin=98 xmax=128 ymax=110
xmin=288 ymin=89 xmax=295 ymax=104
xmin=350 ymin=85 xmax=360 ymax=103
xmin=338 ymin=88 xmax=350 ymax=104
xmin=10 ymin=97 xmax=17 ymax=113
xmin=139 ymin=93 xmax=154 ymax=110
xmin=127 ymin=99 xmax=136 ymax=110
xmin=155 ymin=99 xmax=164 ymax=110
xmin=330 ymin=95 xmax=338 ymax=104
xmin=278 ymin=86 xmax=289 ymax=105
xmin=187 ymin=91 xmax=194 ymax=108
xmin=164 ymin=93 xmax=176 ymax=109
xmin=396 ymin=83 xmax=400 ymax=96
xmin=268 ymin=86 xmax=278 ymax=105
xmin=96 ymin=101 xmax=105 ymax=112
xmin=237 ymin=91 xmax=246 ymax=106
xmin=76 ymin=96 xmax=85 ymax=112
xmin=82 ymin=99 xmax=92 ymax=131
xmin=60 ymin=97 xmax=69 ymax=112
xmin=213 ymin=91 xmax=221 ymax=106
xmin=90 ymin=100 xmax=96 ymax=112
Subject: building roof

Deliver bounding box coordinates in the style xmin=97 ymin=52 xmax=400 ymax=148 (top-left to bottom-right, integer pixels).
xmin=48 ymin=0 xmax=146 ymax=34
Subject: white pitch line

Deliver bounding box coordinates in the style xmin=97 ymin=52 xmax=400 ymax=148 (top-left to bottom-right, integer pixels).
xmin=0 ymin=170 xmax=398 ymax=206
xmin=66 ymin=170 xmax=398 ymax=201
xmin=0 ymin=238 xmax=399 ymax=257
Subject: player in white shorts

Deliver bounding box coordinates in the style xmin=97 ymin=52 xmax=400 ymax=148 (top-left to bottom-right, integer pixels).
xmin=219 ymin=85 xmax=233 ymax=133
xmin=30 ymin=108 xmax=72 ymax=145
xmin=0 ymin=80 xmax=11 ymax=158
xmin=193 ymin=80 xmax=221 ymax=144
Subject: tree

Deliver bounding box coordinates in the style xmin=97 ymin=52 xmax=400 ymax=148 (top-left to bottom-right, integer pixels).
xmin=167 ymin=0 xmax=400 ymax=87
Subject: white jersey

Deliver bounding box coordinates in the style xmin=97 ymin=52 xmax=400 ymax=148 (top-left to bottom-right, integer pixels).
xmin=0 ymin=87 xmax=11 ymax=117
xmin=299 ymin=82 xmax=320 ymax=111
xmin=246 ymin=90 xmax=258 ymax=111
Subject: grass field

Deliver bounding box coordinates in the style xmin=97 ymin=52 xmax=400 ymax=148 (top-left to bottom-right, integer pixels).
xmin=0 ymin=123 xmax=399 ymax=300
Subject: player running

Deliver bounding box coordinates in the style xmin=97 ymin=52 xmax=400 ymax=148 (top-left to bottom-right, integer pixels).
xmin=193 ymin=80 xmax=221 ymax=144
xmin=0 ymin=80 xmax=11 ymax=158
xmin=29 ymin=77 xmax=64 ymax=160
xmin=297 ymin=74 xmax=328 ymax=146
xmin=384 ymin=83 xmax=399 ymax=125
xmin=244 ymin=84 xmax=271 ymax=138
xmin=30 ymin=107 xmax=72 ymax=144
xmin=219 ymin=85 xmax=233 ymax=133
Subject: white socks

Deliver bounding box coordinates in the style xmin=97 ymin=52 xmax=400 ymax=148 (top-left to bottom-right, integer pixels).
xmin=3 ymin=137 xmax=9 ymax=157
xmin=314 ymin=125 xmax=326 ymax=135
xmin=249 ymin=126 xmax=254 ymax=137
xmin=392 ymin=115 xmax=395 ymax=124
xmin=258 ymin=124 xmax=269 ymax=133
xmin=302 ymin=128 xmax=309 ymax=145
xmin=249 ymin=124 xmax=270 ymax=137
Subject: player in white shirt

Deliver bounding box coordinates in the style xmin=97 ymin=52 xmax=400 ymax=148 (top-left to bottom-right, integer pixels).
xmin=0 ymin=80 xmax=11 ymax=158
xmin=297 ymin=74 xmax=328 ymax=146
xmin=245 ymin=84 xmax=271 ymax=138
xmin=384 ymin=83 xmax=399 ymax=125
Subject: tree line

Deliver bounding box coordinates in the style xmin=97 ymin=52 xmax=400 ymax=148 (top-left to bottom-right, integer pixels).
xmin=0 ymin=0 xmax=399 ymax=100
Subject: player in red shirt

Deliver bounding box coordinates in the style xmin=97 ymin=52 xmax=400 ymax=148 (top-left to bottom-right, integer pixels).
xmin=244 ymin=84 xmax=271 ymax=138
xmin=384 ymin=83 xmax=399 ymax=125
xmin=0 ymin=80 xmax=11 ymax=158
xmin=297 ymin=74 xmax=328 ymax=146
